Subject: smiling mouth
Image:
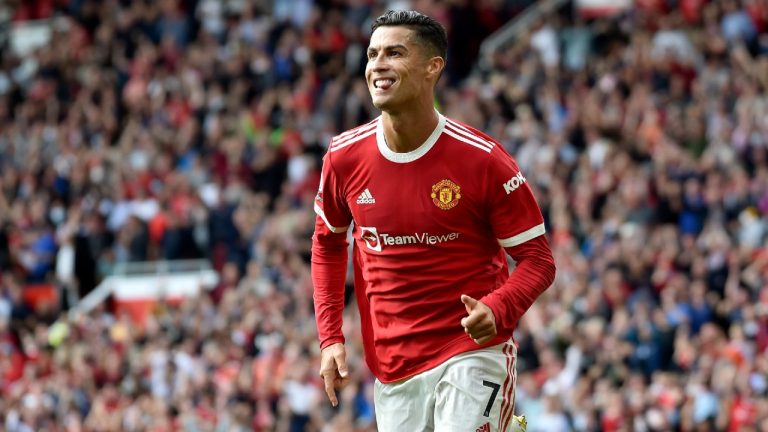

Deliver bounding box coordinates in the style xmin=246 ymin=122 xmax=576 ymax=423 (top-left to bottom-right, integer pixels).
xmin=373 ymin=79 xmax=395 ymax=90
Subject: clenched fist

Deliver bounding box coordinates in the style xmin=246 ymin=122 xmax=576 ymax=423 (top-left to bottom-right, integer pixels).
xmin=460 ymin=294 xmax=497 ymax=344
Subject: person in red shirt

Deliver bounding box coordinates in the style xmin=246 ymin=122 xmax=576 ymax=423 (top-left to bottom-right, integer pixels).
xmin=311 ymin=10 xmax=555 ymax=431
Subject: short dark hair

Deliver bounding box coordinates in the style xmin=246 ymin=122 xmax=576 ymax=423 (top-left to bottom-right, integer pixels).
xmin=371 ymin=10 xmax=448 ymax=60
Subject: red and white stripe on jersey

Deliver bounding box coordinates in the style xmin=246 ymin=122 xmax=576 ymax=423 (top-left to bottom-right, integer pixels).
xmin=332 ymin=118 xmax=377 ymax=142
xmin=498 ymin=343 xmax=518 ymax=432
xmin=330 ymin=118 xmax=378 ymax=152
xmin=497 ymin=224 xmax=546 ymax=248
xmin=313 ymin=202 xmax=349 ymax=233
xmin=444 ymin=119 xmax=495 ymax=153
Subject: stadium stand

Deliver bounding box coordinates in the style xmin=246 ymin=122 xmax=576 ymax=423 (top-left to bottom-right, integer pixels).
xmin=0 ymin=0 xmax=767 ymax=431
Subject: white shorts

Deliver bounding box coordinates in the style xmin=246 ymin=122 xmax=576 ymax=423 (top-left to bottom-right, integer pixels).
xmin=374 ymin=339 xmax=525 ymax=432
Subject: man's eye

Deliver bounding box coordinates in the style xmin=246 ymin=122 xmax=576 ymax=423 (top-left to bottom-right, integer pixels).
xmin=390 ymin=51 xmax=401 ymax=57
xmin=368 ymin=52 xmax=377 ymax=60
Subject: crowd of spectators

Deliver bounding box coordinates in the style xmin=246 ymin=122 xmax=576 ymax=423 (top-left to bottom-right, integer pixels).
xmin=0 ymin=0 xmax=767 ymax=430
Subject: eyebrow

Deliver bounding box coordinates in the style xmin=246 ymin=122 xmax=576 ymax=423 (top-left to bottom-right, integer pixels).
xmin=367 ymin=44 xmax=409 ymax=53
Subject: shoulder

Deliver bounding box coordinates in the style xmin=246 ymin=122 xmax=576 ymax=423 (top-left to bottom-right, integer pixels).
xmin=327 ymin=117 xmax=379 ymax=155
xmin=441 ymin=116 xmax=512 ymax=161
xmin=441 ymin=117 xmax=525 ymax=184
xmin=442 ymin=117 xmax=498 ymax=154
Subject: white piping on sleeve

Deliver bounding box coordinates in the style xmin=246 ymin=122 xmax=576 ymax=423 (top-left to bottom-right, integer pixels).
xmin=314 ymin=203 xmax=350 ymax=233
xmin=497 ymin=223 xmax=546 ymax=247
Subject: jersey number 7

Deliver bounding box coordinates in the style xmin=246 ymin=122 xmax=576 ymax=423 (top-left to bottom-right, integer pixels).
xmin=481 ymin=380 xmax=501 ymax=417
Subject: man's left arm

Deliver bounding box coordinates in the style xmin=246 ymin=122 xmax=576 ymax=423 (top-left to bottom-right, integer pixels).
xmin=480 ymin=235 xmax=555 ymax=336
xmin=476 ymin=145 xmax=557 ymax=337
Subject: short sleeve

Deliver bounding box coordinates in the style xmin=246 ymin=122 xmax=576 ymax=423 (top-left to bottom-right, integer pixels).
xmin=486 ymin=147 xmax=546 ymax=247
xmin=314 ymin=152 xmax=352 ymax=233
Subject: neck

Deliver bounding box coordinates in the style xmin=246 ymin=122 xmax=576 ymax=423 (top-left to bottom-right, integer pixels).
xmin=381 ymin=108 xmax=439 ymax=153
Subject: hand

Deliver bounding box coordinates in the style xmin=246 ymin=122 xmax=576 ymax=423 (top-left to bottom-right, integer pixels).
xmin=319 ymin=343 xmax=351 ymax=407
xmin=460 ymin=294 xmax=497 ymax=345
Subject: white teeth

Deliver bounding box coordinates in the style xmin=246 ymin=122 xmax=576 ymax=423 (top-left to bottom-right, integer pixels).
xmin=374 ymin=79 xmax=395 ymax=88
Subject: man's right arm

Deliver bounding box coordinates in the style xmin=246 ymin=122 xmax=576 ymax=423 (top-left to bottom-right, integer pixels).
xmin=312 ymin=218 xmax=351 ymax=407
xmin=312 ymin=151 xmax=351 ymax=348
xmin=312 ymin=151 xmax=354 ymax=405
xmin=311 ymin=217 xmax=349 ymax=349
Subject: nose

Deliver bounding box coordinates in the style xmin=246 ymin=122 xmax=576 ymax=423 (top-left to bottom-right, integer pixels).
xmin=369 ymin=54 xmax=389 ymax=72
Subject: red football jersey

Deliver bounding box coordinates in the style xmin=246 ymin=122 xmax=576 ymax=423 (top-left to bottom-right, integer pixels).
xmin=313 ymin=113 xmax=546 ymax=383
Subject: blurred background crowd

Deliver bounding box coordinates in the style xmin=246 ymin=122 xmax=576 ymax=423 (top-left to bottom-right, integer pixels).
xmin=0 ymin=0 xmax=767 ymax=431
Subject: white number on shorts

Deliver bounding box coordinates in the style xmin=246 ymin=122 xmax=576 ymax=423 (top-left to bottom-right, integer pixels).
xmin=481 ymin=380 xmax=501 ymax=417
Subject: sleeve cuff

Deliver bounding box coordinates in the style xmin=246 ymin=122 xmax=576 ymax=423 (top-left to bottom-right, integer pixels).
xmin=320 ymin=336 xmax=346 ymax=350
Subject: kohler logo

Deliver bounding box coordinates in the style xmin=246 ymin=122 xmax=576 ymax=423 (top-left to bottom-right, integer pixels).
xmin=503 ymin=172 xmax=526 ymax=194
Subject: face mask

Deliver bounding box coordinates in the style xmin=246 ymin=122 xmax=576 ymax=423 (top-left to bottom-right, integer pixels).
xmin=90 ymin=164 xmax=105 ymax=184
xmin=49 ymin=206 xmax=66 ymax=225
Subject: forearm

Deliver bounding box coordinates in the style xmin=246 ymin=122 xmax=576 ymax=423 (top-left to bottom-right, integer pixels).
xmin=481 ymin=235 xmax=556 ymax=334
xmin=311 ymin=223 xmax=349 ymax=349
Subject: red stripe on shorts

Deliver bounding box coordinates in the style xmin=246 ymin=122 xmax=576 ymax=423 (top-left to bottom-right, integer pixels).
xmin=501 ymin=345 xmax=518 ymax=431
xmin=497 ymin=344 xmax=514 ymax=430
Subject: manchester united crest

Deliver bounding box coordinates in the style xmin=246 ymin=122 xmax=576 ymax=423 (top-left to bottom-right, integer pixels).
xmin=431 ymin=179 xmax=461 ymax=210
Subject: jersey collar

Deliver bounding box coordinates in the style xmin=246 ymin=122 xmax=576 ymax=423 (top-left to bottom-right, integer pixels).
xmin=376 ymin=111 xmax=446 ymax=163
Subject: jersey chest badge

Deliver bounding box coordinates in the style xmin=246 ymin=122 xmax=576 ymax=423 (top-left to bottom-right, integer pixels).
xmin=431 ymin=179 xmax=461 ymax=210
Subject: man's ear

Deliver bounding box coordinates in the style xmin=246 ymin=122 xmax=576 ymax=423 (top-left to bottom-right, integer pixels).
xmin=426 ymin=56 xmax=445 ymax=81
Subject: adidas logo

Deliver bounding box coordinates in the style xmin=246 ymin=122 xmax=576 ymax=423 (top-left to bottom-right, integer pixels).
xmin=476 ymin=423 xmax=491 ymax=432
xmin=356 ymin=188 xmax=375 ymax=204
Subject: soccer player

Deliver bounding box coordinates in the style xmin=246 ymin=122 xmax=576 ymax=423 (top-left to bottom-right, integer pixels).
xmin=311 ymin=10 xmax=556 ymax=432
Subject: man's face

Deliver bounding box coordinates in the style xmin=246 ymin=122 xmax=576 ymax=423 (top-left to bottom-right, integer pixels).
xmin=365 ymin=26 xmax=434 ymax=112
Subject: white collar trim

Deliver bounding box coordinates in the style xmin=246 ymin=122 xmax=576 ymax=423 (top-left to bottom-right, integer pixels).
xmin=376 ymin=111 xmax=446 ymax=163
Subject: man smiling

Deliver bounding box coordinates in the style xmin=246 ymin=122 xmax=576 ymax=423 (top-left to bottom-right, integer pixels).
xmin=311 ymin=10 xmax=555 ymax=431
